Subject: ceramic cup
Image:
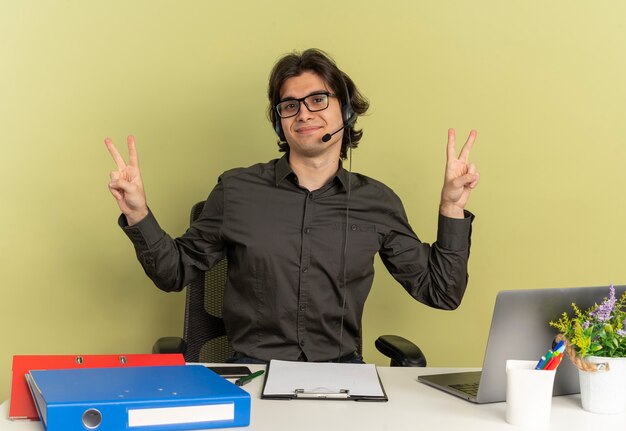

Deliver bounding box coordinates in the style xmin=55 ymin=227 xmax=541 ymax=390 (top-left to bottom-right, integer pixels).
xmin=505 ymin=360 xmax=556 ymax=429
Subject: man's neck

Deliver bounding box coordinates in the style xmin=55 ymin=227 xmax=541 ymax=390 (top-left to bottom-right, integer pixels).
xmin=288 ymin=153 xmax=340 ymax=191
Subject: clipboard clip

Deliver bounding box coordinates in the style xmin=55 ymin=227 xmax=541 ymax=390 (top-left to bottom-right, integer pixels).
xmin=294 ymin=389 xmax=350 ymax=399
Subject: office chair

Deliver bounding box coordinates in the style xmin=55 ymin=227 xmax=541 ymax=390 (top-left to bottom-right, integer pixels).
xmin=153 ymin=201 xmax=427 ymax=367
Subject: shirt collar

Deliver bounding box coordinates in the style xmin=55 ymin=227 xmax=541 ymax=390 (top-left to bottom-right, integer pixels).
xmin=334 ymin=161 xmax=350 ymax=190
xmin=274 ymin=154 xmax=293 ymax=186
xmin=274 ymin=154 xmax=350 ymax=190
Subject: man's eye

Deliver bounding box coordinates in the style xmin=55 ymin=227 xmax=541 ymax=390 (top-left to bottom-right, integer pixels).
xmin=284 ymin=102 xmax=297 ymax=110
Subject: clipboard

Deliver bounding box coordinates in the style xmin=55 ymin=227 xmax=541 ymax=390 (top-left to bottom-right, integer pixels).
xmin=261 ymin=359 xmax=388 ymax=401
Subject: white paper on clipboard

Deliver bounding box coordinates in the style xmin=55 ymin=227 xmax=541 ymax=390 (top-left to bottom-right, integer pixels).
xmin=261 ymin=360 xmax=387 ymax=401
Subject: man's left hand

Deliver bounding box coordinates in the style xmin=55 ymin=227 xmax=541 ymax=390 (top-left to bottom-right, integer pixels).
xmin=439 ymin=128 xmax=479 ymax=219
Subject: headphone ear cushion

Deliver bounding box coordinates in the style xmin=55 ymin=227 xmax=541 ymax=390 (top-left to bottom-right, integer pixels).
xmin=343 ymin=105 xmax=355 ymax=124
xmin=342 ymin=86 xmax=356 ymax=124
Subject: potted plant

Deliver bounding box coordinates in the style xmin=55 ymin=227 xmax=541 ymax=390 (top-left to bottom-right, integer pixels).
xmin=550 ymin=284 xmax=626 ymax=414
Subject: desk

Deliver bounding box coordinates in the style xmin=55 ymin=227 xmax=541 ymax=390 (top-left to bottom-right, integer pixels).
xmin=1 ymin=366 xmax=624 ymax=430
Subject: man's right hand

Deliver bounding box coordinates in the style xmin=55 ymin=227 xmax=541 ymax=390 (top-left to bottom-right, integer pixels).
xmin=105 ymin=135 xmax=149 ymax=225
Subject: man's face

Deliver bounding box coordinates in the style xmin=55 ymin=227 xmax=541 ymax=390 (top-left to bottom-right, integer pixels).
xmin=279 ymin=71 xmax=344 ymax=160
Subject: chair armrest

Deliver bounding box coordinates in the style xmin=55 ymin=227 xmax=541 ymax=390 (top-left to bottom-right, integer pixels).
xmin=152 ymin=337 xmax=187 ymax=355
xmin=375 ymin=335 xmax=427 ymax=367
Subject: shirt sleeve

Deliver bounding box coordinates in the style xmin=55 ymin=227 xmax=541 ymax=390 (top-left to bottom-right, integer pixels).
xmin=378 ymin=191 xmax=474 ymax=310
xmin=118 ymin=181 xmax=226 ymax=292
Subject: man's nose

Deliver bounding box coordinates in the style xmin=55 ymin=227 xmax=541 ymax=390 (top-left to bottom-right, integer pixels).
xmin=295 ymin=101 xmax=314 ymax=121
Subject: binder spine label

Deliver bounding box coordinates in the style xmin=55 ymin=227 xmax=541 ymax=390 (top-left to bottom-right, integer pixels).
xmin=127 ymin=403 xmax=235 ymax=427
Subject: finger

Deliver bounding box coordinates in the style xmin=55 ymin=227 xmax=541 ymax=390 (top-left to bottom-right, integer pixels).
xmin=468 ymin=172 xmax=480 ymax=189
xmin=465 ymin=164 xmax=479 ymax=188
xmin=109 ymin=171 xmax=120 ymax=181
xmin=109 ymin=177 xmax=134 ymax=194
xmin=446 ymin=128 xmax=456 ymax=161
xmin=452 ymin=172 xmax=477 ymax=189
xmin=108 ymin=184 xmax=123 ymax=201
xmin=458 ymin=130 xmax=477 ymax=162
xmin=104 ymin=137 xmax=127 ymax=171
xmin=127 ymin=135 xmax=139 ymax=168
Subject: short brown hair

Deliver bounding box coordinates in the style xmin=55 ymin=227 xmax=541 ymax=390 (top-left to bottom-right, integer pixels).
xmin=267 ymin=48 xmax=369 ymax=159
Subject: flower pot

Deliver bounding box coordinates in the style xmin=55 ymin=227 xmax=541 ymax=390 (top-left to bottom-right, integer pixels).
xmin=578 ymin=356 xmax=626 ymax=414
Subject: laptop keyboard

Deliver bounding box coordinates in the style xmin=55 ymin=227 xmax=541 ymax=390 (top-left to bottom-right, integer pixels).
xmin=450 ymin=382 xmax=479 ymax=397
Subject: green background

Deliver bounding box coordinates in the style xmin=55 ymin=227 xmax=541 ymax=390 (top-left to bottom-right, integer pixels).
xmin=2 ymin=0 xmax=626 ymax=401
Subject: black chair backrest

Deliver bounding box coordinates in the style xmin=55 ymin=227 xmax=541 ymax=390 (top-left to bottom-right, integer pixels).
xmin=182 ymin=201 xmax=234 ymax=362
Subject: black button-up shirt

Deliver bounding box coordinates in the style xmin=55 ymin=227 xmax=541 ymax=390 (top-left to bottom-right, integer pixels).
xmin=121 ymin=155 xmax=474 ymax=361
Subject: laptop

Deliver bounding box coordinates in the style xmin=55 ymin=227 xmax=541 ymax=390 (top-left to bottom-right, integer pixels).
xmin=418 ymin=285 xmax=626 ymax=403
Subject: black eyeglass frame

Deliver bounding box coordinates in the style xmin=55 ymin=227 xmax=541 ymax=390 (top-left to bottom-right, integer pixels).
xmin=275 ymin=92 xmax=337 ymax=118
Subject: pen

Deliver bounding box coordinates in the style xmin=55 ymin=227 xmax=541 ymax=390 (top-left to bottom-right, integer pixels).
xmin=535 ymin=339 xmax=567 ymax=370
xmin=535 ymin=356 xmax=547 ymax=370
xmin=545 ymin=354 xmax=563 ymax=371
xmin=536 ymin=350 xmax=554 ymax=370
xmin=235 ymin=370 xmax=265 ymax=386
xmin=543 ymin=354 xmax=558 ymax=370
xmin=552 ymin=339 xmax=564 ymax=352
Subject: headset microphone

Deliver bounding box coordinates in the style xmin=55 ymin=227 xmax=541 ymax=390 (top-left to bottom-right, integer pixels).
xmin=321 ymin=112 xmax=357 ymax=143
xmin=321 ymin=126 xmax=345 ymax=143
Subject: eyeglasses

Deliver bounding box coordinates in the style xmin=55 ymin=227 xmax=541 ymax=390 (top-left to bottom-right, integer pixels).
xmin=275 ymin=92 xmax=337 ymax=118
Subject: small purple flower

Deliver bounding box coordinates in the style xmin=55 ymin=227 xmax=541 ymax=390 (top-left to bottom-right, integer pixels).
xmin=617 ymin=329 xmax=626 ymax=337
xmin=582 ymin=320 xmax=590 ymax=330
xmin=591 ymin=284 xmax=616 ymax=322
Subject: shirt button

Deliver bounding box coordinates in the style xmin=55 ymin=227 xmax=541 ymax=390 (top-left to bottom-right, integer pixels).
xmin=302 ymin=267 xmax=308 ymax=273
xmin=308 ymin=193 xmax=313 ymax=200
xmin=299 ymin=305 xmax=306 ymax=312
xmin=351 ymin=224 xmax=358 ymax=231
xmin=304 ymin=228 xmax=310 ymax=234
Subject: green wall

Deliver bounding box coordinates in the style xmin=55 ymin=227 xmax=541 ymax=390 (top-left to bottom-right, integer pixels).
xmin=2 ymin=1 xmax=626 ymax=401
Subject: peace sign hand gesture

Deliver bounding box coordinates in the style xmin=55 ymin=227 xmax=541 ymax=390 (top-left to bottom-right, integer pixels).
xmin=105 ymin=135 xmax=149 ymax=225
xmin=439 ymin=129 xmax=479 ymax=219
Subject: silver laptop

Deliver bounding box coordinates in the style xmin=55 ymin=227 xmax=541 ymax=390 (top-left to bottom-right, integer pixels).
xmin=418 ymin=285 xmax=625 ymax=403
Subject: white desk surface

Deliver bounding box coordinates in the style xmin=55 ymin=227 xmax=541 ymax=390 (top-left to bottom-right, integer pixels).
xmin=1 ymin=366 xmax=624 ymax=430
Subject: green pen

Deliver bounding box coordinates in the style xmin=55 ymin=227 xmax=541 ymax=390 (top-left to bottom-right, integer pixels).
xmin=235 ymin=370 xmax=265 ymax=386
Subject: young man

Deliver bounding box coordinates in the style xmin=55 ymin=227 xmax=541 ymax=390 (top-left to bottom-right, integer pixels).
xmin=105 ymin=49 xmax=479 ymax=363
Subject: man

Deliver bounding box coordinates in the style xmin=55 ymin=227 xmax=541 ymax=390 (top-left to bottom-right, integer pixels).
xmin=105 ymin=48 xmax=479 ymax=364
